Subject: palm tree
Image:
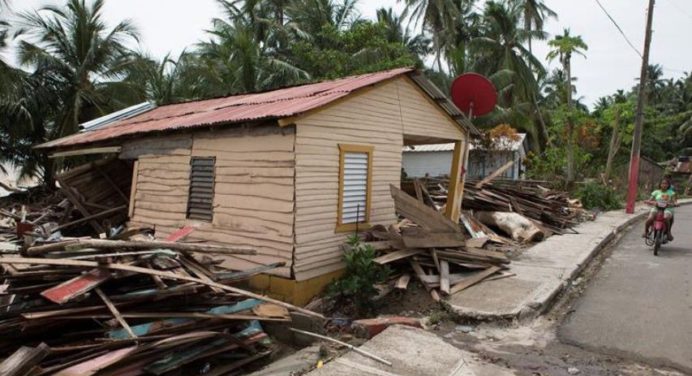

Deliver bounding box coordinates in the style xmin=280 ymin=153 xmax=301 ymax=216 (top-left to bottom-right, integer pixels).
xmin=546 ymin=28 xmax=587 ymax=183
xmin=0 ymin=0 xmax=17 ymax=96
xmin=16 ymin=0 xmax=142 ymax=141
xmin=286 ymin=0 xmax=360 ymax=35
xmin=444 ymin=2 xmax=482 ymax=76
xmin=399 ymin=0 xmax=461 ymax=71
xmin=126 ymin=52 xmax=208 ymax=105
xmin=470 ymin=1 xmax=547 ymax=147
xmin=376 ymin=7 xmax=431 ymax=58
xmin=198 ymin=12 xmax=309 ymax=95
xmin=512 ymin=0 xmax=556 ymax=71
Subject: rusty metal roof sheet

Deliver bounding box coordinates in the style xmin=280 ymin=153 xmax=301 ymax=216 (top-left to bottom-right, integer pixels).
xmin=38 ymin=67 xmax=478 ymax=149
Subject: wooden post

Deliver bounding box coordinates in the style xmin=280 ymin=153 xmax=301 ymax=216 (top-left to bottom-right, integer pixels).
xmin=445 ymin=140 xmax=465 ymax=223
xmin=626 ymin=0 xmax=655 ymax=213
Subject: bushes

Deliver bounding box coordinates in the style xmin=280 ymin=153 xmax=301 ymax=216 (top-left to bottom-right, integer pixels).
xmin=327 ymin=235 xmax=390 ymax=316
xmin=576 ymin=181 xmax=623 ymax=210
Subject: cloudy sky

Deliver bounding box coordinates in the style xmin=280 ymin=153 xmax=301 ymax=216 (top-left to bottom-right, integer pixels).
xmin=5 ymin=0 xmax=692 ymax=106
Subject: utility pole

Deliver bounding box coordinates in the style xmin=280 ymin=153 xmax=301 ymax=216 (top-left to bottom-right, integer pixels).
xmin=625 ymin=0 xmax=655 ymax=214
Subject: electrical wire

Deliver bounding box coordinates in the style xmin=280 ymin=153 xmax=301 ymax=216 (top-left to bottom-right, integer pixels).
xmin=593 ymin=0 xmax=643 ymax=58
xmin=663 ymin=0 xmax=692 ymax=21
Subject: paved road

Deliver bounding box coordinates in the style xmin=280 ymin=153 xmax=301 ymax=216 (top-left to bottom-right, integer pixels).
xmin=559 ymin=204 xmax=692 ymax=373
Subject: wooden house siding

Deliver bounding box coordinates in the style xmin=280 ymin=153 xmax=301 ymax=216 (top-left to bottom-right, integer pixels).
xmin=292 ymin=77 xmax=466 ymax=281
xmin=127 ymin=125 xmax=296 ymax=278
xmin=398 ymin=78 xmax=465 ymax=141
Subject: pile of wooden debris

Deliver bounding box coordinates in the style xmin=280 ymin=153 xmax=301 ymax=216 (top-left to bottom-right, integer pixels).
xmin=347 ymin=186 xmax=513 ymax=301
xmin=0 ymin=227 xmax=321 ymax=375
xmin=358 ymin=178 xmax=587 ymax=300
xmin=416 ymin=177 xmax=587 ymax=241
xmin=1 ymin=158 xmax=134 ymax=244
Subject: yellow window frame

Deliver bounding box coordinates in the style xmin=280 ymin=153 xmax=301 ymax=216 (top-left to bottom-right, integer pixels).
xmin=336 ymin=144 xmax=374 ymax=233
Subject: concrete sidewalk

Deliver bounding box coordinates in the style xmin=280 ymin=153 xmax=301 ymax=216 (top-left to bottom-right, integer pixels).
xmin=446 ymin=199 xmax=692 ymax=321
xmin=306 ymin=325 xmax=515 ymax=376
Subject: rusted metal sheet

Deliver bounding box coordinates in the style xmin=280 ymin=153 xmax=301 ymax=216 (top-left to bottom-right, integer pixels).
xmin=38 ymin=68 xmax=413 ymax=149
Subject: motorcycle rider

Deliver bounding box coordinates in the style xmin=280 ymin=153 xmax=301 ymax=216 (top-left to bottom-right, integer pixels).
xmin=643 ymin=178 xmax=677 ymax=241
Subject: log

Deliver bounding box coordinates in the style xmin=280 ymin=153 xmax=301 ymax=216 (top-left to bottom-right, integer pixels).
xmin=474 ymin=211 xmax=544 ymax=242
xmin=26 ymin=239 xmax=256 ymax=257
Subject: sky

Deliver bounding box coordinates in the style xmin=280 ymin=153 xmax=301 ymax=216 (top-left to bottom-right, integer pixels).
xmin=4 ymin=0 xmax=692 ymax=107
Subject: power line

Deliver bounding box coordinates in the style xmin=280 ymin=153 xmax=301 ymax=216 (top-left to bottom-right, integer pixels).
xmin=663 ymin=0 xmax=692 ymax=21
xmin=594 ymin=0 xmax=643 ymax=58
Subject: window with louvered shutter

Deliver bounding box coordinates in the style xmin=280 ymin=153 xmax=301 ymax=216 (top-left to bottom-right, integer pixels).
xmin=336 ymin=145 xmax=373 ymax=232
xmin=187 ymin=157 xmax=215 ymax=221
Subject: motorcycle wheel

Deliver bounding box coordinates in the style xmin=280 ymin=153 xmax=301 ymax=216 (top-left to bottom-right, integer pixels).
xmin=654 ymin=231 xmax=661 ymax=256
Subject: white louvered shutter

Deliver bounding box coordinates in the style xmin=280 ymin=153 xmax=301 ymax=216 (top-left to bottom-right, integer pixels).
xmin=341 ymin=152 xmax=369 ymax=224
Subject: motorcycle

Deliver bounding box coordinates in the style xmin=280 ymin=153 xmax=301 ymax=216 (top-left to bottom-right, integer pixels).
xmin=644 ymin=200 xmax=670 ymax=256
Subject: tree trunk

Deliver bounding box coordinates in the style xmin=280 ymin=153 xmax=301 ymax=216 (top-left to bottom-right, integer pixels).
xmin=565 ymin=55 xmax=575 ymax=183
xmin=41 ymin=155 xmax=57 ymax=191
xmin=604 ymin=109 xmax=623 ymax=180
xmin=475 ymin=211 xmax=545 ymax=243
xmin=533 ymin=93 xmax=549 ymax=149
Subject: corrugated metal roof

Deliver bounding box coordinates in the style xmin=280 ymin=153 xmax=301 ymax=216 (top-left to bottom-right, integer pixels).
xmin=404 ymin=134 xmax=527 ymax=152
xmin=80 ymin=102 xmax=156 ymax=131
xmin=38 ymin=67 xmax=479 ymax=149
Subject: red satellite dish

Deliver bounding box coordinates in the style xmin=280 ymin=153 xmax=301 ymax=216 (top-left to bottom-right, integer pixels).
xmin=450 ymin=73 xmax=497 ymax=117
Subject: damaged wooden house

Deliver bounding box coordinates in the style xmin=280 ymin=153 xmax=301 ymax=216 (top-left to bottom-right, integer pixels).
xmin=36 ymin=68 xmax=478 ymax=305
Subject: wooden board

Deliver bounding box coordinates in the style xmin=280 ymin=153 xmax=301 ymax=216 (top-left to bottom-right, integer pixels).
xmin=440 ymin=260 xmax=450 ymax=294
xmin=401 ymin=231 xmax=466 ymax=249
xmin=0 ymin=343 xmax=49 ymax=376
xmin=390 ymin=185 xmax=460 ymax=233
xmin=449 ymin=266 xmax=501 ymax=294
xmin=373 ymin=249 xmax=423 ymax=265
xmin=395 ymin=274 xmax=411 ymax=289
xmin=41 ymin=268 xmax=111 ymax=304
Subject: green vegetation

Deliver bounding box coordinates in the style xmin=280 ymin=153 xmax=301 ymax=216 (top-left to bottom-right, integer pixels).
xmin=575 ymin=181 xmax=623 ymax=211
xmin=327 ymin=235 xmax=390 ymax=316
xmin=0 ymin=0 xmax=689 ymax=189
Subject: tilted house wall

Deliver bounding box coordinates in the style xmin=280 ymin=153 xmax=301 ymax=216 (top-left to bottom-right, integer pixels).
xmin=292 ymin=77 xmax=466 ymax=280
xmin=36 ymin=68 xmax=476 ymax=303
xmin=123 ymin=125 xmax=297 ymax=278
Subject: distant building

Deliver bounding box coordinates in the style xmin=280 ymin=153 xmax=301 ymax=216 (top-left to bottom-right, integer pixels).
xmin=403 ymin=133 xmax=528 ymax=180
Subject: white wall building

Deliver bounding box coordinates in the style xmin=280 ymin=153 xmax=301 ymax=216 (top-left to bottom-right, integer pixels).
xmin=403 ymin=134 xmax=528 ymax=180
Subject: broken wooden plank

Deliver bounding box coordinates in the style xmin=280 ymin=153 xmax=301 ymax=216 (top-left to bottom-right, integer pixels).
xmin=440 ymin=260 xmax=450 ymax=294
xmin=341 ymin=240 xmax=399 ymax=252
xmin=373 ymin=249 xmax=423 ymax=265
xmin=395 ymin=274 xmax=411 ymax=289
xmin=390 ymin=185 xmax=460 ymax=233
xmin=26 ymin=239 xmax=255 ymax=257
xmin=95 ymin=287 xmax=137 ymax=339
xmin=475 ymin=160 xmax=515 ymax=188
xmin=465 ymin=237 xmax=489 ymax=248
xmin=165 ymin=226 xmax=195 ymax=242
xmin=0 ymin=343 xmax=49 ymax=376
xmin=0 ymin=257 xmax=324 ymax=318
xmin=290 ymin=328 xmax=392 ymax=367
xmin=41 ymin=268 xmax=111 ymax=304
xmin=449 ymin=266 xmax=501 ymax=294
xmin=402 ymin=231 xmax=466 ymax=249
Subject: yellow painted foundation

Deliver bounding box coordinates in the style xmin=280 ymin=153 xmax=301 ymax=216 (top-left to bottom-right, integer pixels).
xmin=248 ymin=269 xmax=345 ymax=306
